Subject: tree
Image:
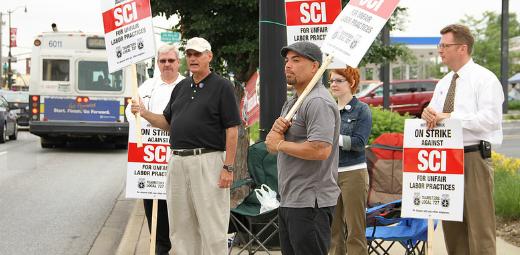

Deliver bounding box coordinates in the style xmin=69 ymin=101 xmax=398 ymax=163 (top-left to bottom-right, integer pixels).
xmin=461 ymin=11 xmax=520 ymax=77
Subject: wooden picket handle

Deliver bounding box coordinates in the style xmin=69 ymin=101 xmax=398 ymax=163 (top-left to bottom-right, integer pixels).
xmin=284 ymin=54 xmax=334 ymax=121
xmin=427 ymin=218 xmax=434 ymax=255
xmin=149 ymin=199 xmax=158 ymax=255
xmin=130 ymin=64 xmax=143 ymax=147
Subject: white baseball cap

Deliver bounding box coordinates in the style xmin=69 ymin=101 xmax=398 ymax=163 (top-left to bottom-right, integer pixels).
xmin=185 ymin=37 xmax=212 ymax=52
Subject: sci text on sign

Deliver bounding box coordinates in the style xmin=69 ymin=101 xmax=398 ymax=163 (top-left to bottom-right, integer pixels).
xmin=285 ymin=0 xmax=342 ymax=26
xmin=403 ymin=148 xmax=464 ymax=174
xmin=102 ymin=0 xmax=152 ymax=34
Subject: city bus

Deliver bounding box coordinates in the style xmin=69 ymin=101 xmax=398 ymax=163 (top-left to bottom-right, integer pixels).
xmin=29 ymin=30 xmax=147 ymax=148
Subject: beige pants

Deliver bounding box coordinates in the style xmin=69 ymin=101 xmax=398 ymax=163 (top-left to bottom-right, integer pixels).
xmin=166 ymin=151 xmax=230 ymax=255
xmin=443 ymin=151 xmax=496 ymax=255
xmin=330 ymin=169 xmax=369 ymax=255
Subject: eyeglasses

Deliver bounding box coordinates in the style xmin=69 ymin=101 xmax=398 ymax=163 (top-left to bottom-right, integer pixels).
xmin=158 ymin=59 xmax=176 ymax=64
xmin=437 ymin=43 xmax=464 ymax=49
xmin=328 ymin=78 xmax=347 ymax=85
xmin=186 ymin=51 xmax=203 ymax=58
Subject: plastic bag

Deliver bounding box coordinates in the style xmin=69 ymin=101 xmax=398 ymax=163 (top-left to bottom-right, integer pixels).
xmin=255 ymin=184 xmax=280 ymax=214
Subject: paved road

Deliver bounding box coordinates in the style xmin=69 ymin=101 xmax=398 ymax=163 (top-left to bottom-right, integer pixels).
xmin=496 ymin=121 xmax=520 ymax=158
xmin=0 ymin=131 xmax=127 ymax=255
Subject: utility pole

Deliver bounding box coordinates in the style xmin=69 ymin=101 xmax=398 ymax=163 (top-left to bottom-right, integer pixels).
xmin=0 ymin=12 xmax=3 ymax=87
xmin=7 ymin=10 xmax=12 ymax=89
xmin=259 ymin=0 xmax=287 ymax=140
xmin=381 ymin=24 xmax=391 ymax=110
xmin=501 ymin=0 xmax=509 ymax=113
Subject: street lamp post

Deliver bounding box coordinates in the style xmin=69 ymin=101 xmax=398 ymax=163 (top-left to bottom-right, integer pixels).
xmin=3 ymin=5 xmax=27 ymax=90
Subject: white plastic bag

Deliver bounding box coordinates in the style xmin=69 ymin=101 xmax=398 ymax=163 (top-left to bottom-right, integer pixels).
xmin=255 ymin=184 xmax=280 ymax=214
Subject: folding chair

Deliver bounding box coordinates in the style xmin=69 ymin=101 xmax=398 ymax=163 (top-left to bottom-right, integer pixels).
xmin=366 ymin=200 xmax=432 ymax=255
xmin=228 ymin=142 xmax=279 ymax=254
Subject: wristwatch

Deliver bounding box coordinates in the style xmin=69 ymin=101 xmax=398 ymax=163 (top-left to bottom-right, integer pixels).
xmin=223 ymin=164 xmax=235 ymax=172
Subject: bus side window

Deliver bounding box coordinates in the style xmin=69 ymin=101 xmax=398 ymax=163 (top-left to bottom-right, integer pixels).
xmin=43 ymin=59 xmax=70 ymax=81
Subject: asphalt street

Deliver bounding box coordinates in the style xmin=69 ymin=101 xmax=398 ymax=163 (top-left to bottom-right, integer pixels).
xmin=0 ymin=131 xmax=128 ymax=255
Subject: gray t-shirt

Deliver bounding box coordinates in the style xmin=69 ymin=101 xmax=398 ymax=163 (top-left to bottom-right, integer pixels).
xmin=277 ymin=83 xmax=341 ymax=208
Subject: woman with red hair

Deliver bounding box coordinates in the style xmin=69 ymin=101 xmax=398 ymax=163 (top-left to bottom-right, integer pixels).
xmin=329 ymin=66 xmax=372 ymax=255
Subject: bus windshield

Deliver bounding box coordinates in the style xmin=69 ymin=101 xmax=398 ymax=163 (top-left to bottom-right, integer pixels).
xmin=78 ymin=61 xmax=123 ymax=92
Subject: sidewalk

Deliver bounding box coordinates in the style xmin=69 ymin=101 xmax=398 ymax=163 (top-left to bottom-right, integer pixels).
xmin=108 ymin=200 xmax=520 ymax=255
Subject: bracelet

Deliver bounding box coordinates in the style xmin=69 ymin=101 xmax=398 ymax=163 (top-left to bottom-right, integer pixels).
xmin=276 ymin=140 xmax=284 ymax=151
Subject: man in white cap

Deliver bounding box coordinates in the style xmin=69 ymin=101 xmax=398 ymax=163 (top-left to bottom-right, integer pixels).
xmin=131 ymin=37 xmax=240 ymax=254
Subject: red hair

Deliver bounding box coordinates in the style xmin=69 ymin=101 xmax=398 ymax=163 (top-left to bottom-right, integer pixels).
xmin=329 ymin=66 xmax=360 ymax=93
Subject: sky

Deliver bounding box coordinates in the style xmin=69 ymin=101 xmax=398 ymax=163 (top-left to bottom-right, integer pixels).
xmin=1 ymin=0 xmax=519 ymax=75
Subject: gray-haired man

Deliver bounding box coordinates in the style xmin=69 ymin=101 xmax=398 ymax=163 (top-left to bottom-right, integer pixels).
xmin=126 ymin=44 xmax=184 ymax=255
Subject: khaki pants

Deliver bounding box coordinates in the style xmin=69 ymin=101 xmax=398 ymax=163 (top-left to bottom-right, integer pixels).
xmin=166 ymin=151 xmax=229 ymax=255
xmin=330 ymin=169 xmax=369 ymax=255
xmin=443 ymin=151 xmax=496 ymax=255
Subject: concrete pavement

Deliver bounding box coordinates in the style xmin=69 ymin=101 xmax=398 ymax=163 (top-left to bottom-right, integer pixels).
xmin=93 ymin=198 xmax=520 ymax=255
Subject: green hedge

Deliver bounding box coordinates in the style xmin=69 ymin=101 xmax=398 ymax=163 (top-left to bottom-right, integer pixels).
xmin=492 ymin=152 xmax=520 ymax=220
xmin=369 ymin=106 xmax=409 ymax=144
xmin=509 ymin=100 xmax=520 ymax=110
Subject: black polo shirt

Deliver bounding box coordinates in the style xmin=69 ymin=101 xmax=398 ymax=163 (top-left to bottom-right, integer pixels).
xmin=163 ymin=72 xmax=241 ymax=150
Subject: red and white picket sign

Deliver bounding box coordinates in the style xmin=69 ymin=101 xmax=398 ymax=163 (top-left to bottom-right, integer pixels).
xmin=126 ymin=119 xmax=169 ymax=200
xmin=322 ymin=0 xmax=400 ymax=68
xmin=401 ymin=119 xmax=464 ymax=222
xmin=100 ymin=0 xmax=155 ymax=73
xmin=240 ymin=71 xmax=260 ymax=127
xmin=285 ymin=0 xmax=342 ymax=67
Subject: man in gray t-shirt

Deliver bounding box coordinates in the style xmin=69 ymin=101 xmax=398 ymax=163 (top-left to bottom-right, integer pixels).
xmin=266 ymin=41 xmax=340 ymax=255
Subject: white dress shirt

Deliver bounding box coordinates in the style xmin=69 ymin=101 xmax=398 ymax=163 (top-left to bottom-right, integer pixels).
xmin=125 ymin=74 xmax=185 ymax=118
xmin=429 ymin=59 xmax=503 ymax=146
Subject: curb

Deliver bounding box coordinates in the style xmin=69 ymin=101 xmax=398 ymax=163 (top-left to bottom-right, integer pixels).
xmin=115 ymin=200 xmax=146 ymax=255
xmin=88 ymin=192 xmax=136 ymax=255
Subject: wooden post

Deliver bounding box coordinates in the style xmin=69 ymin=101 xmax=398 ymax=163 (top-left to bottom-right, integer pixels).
xmin=130 ymin=64 xmax=143 ymax=147
xmin=427 ymin=218 xmax=434 ymax=255
xmin=284 ymin=55 xmax=334 ymax=120
xmin=149 ymin=199 xmax=158 ymax=255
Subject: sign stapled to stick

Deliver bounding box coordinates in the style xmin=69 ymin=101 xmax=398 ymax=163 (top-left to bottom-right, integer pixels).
xmin=126 ymin=117 xmax=169 ymax=200
xmin=322 ymin=0 xmax=400 ymax=68
xmin=401 ymin=119 xmax=465 ymax=222
xmin=101 ymin=0 xmax=156 ymax=73
xmin=285 ymin=0 xmax=343 ymax=68
xmin=284 ymin=0 xmax=400 ymax=120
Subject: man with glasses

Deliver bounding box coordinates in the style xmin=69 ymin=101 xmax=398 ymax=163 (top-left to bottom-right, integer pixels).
xmin=422 ymin=24 xmax=503 ymax=255
xmin=126 ymin=44 xmax=184 ymax=255
xmin=131 ymin=37 xmax=240 ymax=255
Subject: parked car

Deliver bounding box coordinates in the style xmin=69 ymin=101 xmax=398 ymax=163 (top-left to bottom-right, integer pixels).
xmin=357 ymin=80 xmax=438 ymax=116
xmin=0 ymin=95 xmax=18 ymax=143
xmin=0 ymin=90 xmax=29 ymax=126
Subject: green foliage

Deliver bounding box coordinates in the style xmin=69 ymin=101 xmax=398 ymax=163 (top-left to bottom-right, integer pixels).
xmin=248 ymin=122 xmax=260 ymax=144
xmin=368 ymin=106 xmax=408 ymax=144
xmin=460 ymin=12 xmax=520 ymax=78
xmin=509 ymin=100 xmax=520 ymax=110
xmin=151 ymin=0 xmax=258 ymax=82
xmin=492 ymin=152 xmax=520 ymax=219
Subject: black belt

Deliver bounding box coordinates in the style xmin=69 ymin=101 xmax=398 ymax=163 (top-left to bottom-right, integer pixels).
xmin=464 ymin=144 xmax=480 ymax=153
xmin=171 ymin=148 xmax=217 ymax=157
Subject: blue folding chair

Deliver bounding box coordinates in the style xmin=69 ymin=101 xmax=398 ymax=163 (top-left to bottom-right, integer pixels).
xmin=366 ymin=200 xmax=432 ymax=255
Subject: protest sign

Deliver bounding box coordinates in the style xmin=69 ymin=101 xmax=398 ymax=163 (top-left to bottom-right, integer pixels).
xmin=285 ymin=0 xmax=343 ymax=67
xmin=126 ymin=118 xmax=169 ymax=200
xmin=401 ymin=119 xmax=464 ymax=222
xmin=101 ymin=0 xmax=156 ymax=73
xmin=322 ymin=0 xmax=400 ymax=67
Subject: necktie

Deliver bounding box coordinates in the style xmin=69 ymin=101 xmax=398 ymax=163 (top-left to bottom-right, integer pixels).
xmin=442 ymin=73 xmax=459 ymax=113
